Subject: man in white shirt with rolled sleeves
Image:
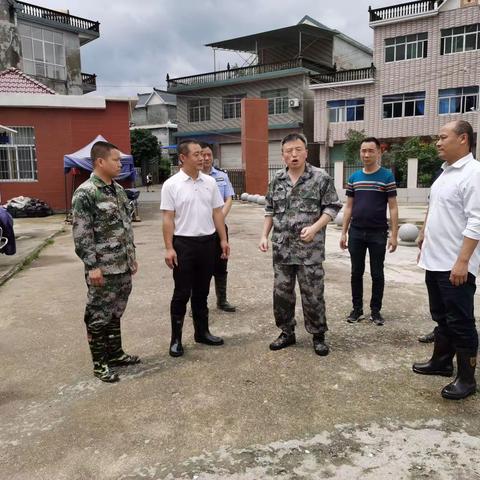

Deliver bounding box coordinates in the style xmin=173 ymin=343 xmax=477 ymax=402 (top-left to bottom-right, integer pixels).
xmin=414 ymin=120 xmax=480 ymax=400
xmin=161 ymin=139 xmax=230 ymax=358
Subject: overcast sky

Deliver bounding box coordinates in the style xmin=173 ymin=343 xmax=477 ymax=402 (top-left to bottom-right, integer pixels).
xmin=36 ymin=0 xmax=402 ymax=97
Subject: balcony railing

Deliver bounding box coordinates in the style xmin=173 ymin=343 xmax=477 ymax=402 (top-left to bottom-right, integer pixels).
xmin=81 ymin=72 xmax=97 ymax=93
xmin=167 ymin=58 xmax=328 ymax=90
xmin=15 ymin=1 xmax=99 ymax=32
xmin=369 ymin=0 xmax=444 ymax=23
xmin=310 ymin=65 xmax=376 ymax=85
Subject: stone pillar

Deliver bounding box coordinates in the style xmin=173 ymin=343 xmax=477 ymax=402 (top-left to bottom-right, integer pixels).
xmin=0 ymin=0 xmax=21 ymax=71
xmin=407 ymin=158 xmax=418 ymax=189
xmin=334 ymin=160 xmax=344 ymax=195
xmin=241 ymin=98 xmax=269 ymax=195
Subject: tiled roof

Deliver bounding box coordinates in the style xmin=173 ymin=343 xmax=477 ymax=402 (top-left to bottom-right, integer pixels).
xmin=0 ymin=68 xmax=56 ymax=94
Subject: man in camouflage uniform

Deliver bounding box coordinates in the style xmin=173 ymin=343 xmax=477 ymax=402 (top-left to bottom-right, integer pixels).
xmin=72 ymin=141 xmax=140 ymax=383
xmin=259 ymin=133 xmax=342 ymax=355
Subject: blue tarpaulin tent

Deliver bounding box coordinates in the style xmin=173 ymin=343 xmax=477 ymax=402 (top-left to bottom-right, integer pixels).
xmin=63 ymin=135 xmax=136 ymax=181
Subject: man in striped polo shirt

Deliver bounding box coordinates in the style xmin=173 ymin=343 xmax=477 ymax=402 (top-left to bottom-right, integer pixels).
xmin=340 ymin=137 xmax=399 ymax=326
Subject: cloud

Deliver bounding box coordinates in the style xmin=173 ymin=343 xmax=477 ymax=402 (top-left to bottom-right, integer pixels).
xmin=35 ymin=0 xmax=400 ymax=96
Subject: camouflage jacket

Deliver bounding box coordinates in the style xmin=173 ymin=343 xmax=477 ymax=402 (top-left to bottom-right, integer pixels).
xmin=265 ymin=163 xmax=342 ymax=265
xmin=72 ymin=174 xmax=136 ymax=275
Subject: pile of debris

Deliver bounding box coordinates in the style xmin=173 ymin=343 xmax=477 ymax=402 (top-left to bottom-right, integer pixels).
xmin=4 ymin=196 xmax=53 ymax=218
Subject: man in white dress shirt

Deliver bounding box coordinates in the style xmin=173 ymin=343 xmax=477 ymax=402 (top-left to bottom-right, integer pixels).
xmin=414 ymin=120 xmax=480 ymax=400
xmin=161 ymin=139 xmax=229 ymax=357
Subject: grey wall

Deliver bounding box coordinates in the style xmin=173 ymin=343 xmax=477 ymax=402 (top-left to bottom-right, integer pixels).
xmin=131 ymin=103 xmax=177 ymax=127
xmin=176 ymin=74 xmax=306 ymax=134
xmin=0 ymin=0 xmax=21 ymax=71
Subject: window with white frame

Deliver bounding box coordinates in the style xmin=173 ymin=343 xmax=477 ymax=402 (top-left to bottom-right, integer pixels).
xmin=383 ymin=92 xmax=425 ymax=119
xmin=19 ymin=23 xmax=66 ymax=80
xmin=261 ymin=89 xmax=289 ymax=115
xmin=385 ymin=33 xmax=428 ymax=62
xmin=327 ymin=98 xmax=364 ymax=123
xmin=222 ymin=94 xmax=246 ymax=119
xmin=187 ymin=98 xmax=210 ymax=122
xmin=441 ymin=24 xmax=480 ymax=55
xmin=438 ymin=86 xmax=479 ymax=114
xmin=0 ymin=127 xmax=37 ymax=181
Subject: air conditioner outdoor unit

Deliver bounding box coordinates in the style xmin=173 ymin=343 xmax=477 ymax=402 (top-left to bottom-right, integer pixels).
xmin=289 ymin=98 xmax=300 ymax=108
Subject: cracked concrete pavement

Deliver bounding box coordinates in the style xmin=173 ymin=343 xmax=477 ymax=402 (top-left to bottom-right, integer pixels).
xmin=0 ymin=201 xmax=479 ymax=480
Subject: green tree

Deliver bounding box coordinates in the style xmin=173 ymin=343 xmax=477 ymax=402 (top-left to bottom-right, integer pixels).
xmin=130 ymin=129 xmax=160 ymax=169
xmin=382 ymin=137 xmax=441 ymax=187
xmin=344 ymin=129 xmax=366 ymax=165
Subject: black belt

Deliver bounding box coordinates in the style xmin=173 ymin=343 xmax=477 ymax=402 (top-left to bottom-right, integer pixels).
xmin=173 ymin=234 xmax=216 ymax=242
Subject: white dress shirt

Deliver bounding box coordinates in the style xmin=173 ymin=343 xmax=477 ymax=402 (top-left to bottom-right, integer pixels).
xmin=419 ymin=153 xmax=480 ymax=275
xmin=160 ymin=169 xmax=224 ymax=236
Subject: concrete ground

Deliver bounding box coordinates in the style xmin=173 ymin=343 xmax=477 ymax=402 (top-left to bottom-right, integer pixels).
xmin=0 ymin=214 xmax=66 ymax=286
xmin=1 ymin=200 xmax=479 ymax=480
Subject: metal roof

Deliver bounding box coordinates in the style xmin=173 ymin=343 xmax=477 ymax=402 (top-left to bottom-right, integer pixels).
xmin=205 ymin=16 xmax=371 ymax=55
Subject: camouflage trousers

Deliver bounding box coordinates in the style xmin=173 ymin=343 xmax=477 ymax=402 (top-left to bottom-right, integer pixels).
xmin=273 ymin=263 xmax=327 ymax=335
xmin=84 ymin=273 xmax=132 ymax=366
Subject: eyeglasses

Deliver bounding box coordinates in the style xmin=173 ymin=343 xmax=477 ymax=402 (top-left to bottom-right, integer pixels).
xmin=283 ymin=147 xmax=306 ymax=155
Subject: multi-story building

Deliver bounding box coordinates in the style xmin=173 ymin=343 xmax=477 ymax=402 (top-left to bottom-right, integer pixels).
xmin=0 ymin=0 xmax=99 ymax=94
xmin=166 ymin=16 xmax=372 ymax=167
xmin=130 ymin=88 xmax=177 ymax=156
xmin=311 ymin=0 xmax=480 ymax=165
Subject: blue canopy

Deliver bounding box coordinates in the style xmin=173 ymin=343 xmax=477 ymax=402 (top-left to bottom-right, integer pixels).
xmin=64 ymin=135 xmax=136 ymax=181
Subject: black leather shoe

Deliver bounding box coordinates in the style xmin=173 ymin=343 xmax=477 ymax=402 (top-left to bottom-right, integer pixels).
xmin=412 ymin=330 xmax=454 ymax=376
xmin=441 ymin=349 xmax=477 ymax=400
xmin=194 ymin=332 xmax=224 ymax=346
xmin=313 ymin=334 xmax=329 ymax=356
xmin=269 ymin=332 xmax=296 ymax=351
xmin=418 ymin=331 xmax=435 ymax=343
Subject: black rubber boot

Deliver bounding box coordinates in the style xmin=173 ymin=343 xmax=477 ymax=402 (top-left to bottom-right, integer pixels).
xmin=215 ymin=274 xmax=236 ymax=312
xmin=106 ymin=317 xmax=141 ymax=366
xmin=418 ymin=330 xmax=435 ymax=343
xmin=412 ymin=330 xmax=455 ymax=377
xmin=193 ymin=312 xmax=224 ymax=346
xmin=269 ymin=331 xmax=296 ymax=351
xmin=313 ymin=333 xmax=329 ymax=356
xmin=441 ymin=349 xmax=477 ymax=400
xmin=169 ymin=315 xmax=185 ymax=357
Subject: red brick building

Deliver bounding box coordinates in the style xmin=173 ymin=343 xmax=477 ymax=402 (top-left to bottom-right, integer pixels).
xmin=0 ymin=68 xmax=131 ymax=211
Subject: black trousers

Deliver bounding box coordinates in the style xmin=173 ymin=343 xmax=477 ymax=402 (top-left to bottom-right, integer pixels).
xmin=348 ymin=226 xmax=388 ymax=313
xmin=426 ymin=270 xmax=478 ymax=351
xmin=213 ymin=225 xmax=228 ymax=277
xmin=171 ymin=235 xmax=216 ymax=319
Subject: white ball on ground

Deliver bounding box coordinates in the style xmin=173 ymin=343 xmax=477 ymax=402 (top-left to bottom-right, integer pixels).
xmin=247 ymin=195 xmax=255 ymax=202
xmin=398 ymin=223 xmax=419 ymax=242
xmin=334 ymin=210 xmax=344 ymax=226
xmin=240 ymin=193 xmax=249 ymax=201
xmin=257 ymin=196 xmax=266 ymax=205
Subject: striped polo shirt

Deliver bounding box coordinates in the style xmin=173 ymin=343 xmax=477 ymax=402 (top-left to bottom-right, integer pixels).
xmin=346 ymin=167 xmax=397 ymax=230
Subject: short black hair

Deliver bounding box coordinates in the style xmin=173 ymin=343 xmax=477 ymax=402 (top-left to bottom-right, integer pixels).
xmin=452 ymin=120 xmax=474 ymax=151
xmin=281 ymin=133 xmax=308 ymax=148
xmin=177 ymin=139 xmax=200 ymax=156
xmin=200 ymin=142 xmax=213 ymax=151
xmin=360 ymin=137 xmax=381 ymax=149
xmin=90 ymin=141 xmax=118 ymax=166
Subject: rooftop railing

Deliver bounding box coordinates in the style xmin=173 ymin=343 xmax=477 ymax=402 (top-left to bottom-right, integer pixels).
xmin=167 ymin=58 xmax=328 ymax=89
xmin=310 ymin=64 xmax=376 ymax=84
xmin=368 ymin=0 xmax=443 ymax=22
xmin=15 ymin=1 xmax=99 ymax=32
